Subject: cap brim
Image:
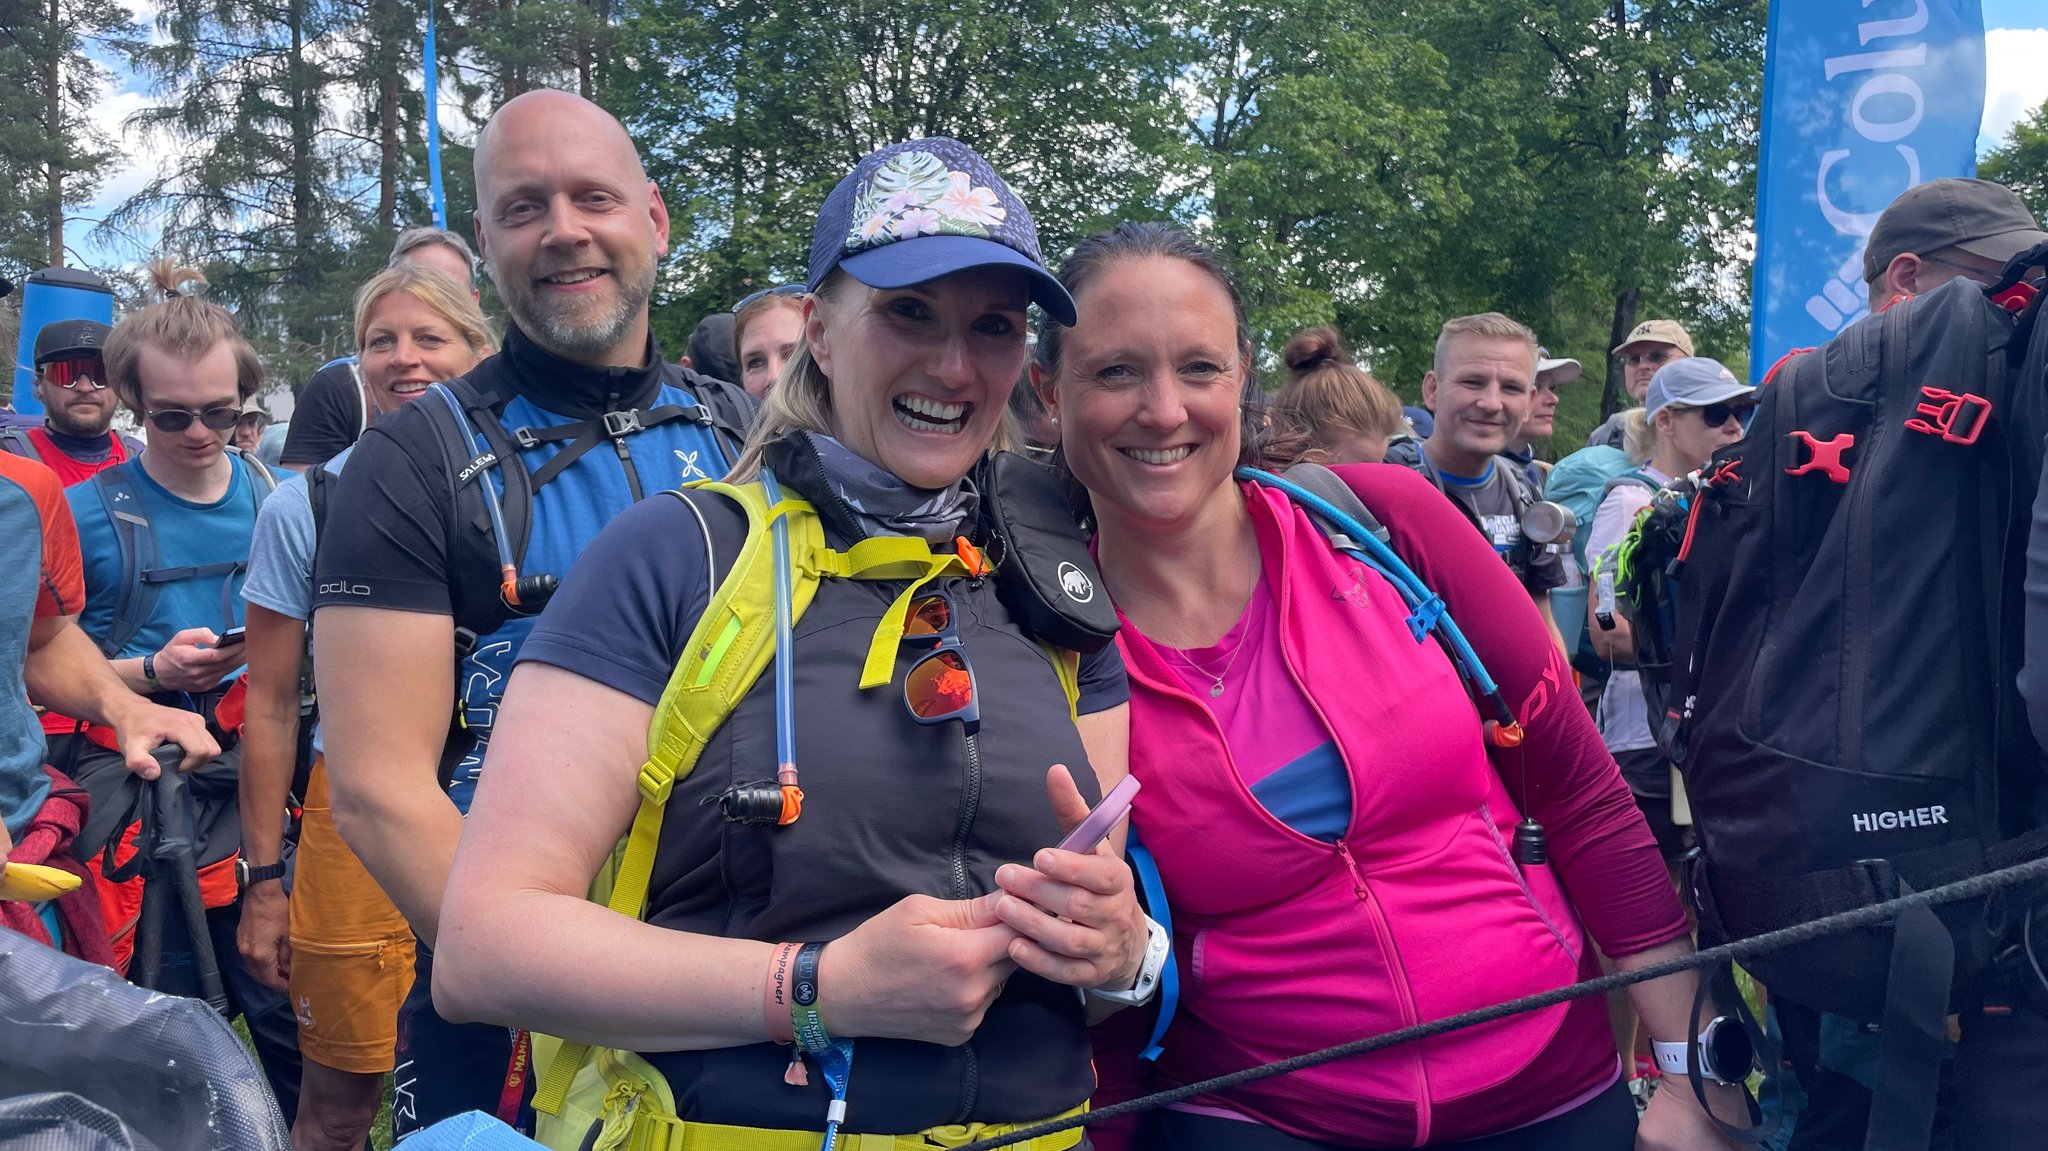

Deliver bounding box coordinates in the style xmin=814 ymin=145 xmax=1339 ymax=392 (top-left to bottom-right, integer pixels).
xmin=34 ymin=346 xmax=101 ymax=366
xmin=1684 ymin=380 xmax=1756 ymax=407
xmin=1537 ymin=357 xmax=1582 ymax=384
xmin=838 ymin=235 xmax=1077 ymax=326
xmin=1954 ymin=226 xmax=2048 ymax=269
xmin=1611 ymin=338 xmax=1681 ymax=356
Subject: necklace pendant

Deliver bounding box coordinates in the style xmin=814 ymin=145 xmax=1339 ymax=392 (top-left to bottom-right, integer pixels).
xmin=1210 ymin=681 xmax=1226 ymax=698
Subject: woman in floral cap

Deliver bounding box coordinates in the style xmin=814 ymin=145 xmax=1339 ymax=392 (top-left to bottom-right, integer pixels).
xmin=437 ymin=139 xmax=1152 ymax=1151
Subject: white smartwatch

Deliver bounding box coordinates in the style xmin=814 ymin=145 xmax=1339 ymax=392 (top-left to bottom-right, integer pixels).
xmin=1652 ymin=1015 xmax=1753 ymax=1084
xmin=1087 ymin=915 xmax=1170 ymax=1007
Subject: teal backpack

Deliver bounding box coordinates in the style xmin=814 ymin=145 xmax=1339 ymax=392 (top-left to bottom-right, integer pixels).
xmin=1542 ymin=443 xmax=1653 ymax=674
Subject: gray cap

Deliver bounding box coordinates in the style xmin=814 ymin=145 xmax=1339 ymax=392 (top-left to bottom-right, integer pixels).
xmin=1646 ymin=356 xmax=1753 ymax=419
xmin=1863 ymin=178 xmax=2048 ymax=283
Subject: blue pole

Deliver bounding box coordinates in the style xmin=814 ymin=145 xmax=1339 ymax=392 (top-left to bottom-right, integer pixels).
xmin=424 ymin=0 xmax=447 ymax=230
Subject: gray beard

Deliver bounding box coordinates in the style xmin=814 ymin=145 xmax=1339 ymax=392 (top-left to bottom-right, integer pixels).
xmin=494 ymin=264 xmax=655 ymax=363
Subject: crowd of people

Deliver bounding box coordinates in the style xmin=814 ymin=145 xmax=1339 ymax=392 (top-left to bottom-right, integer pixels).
xmin=2 ymin=86 xmax=2047 ymax=1151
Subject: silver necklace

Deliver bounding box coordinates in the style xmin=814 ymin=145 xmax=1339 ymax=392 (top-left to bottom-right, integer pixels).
xmin=1170 ymin=610 xmax=1258 ymax=698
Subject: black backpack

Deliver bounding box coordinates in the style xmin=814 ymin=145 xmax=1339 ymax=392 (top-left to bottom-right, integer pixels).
xmin=1671 ymin=261 xmax=2048 ymax=1024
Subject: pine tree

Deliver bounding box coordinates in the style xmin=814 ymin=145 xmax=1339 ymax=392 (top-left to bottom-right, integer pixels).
xmin=104 ymin=0 xmax=379 ymax=384
xmin=0 ymin=0 xmax=131 ymax=277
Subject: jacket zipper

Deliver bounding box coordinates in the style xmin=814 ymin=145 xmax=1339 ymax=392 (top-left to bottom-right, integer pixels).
xmin=948 ymin=1041 xmax=980 ymax=1124
xmin=948 ymin=729 xmax=982 ymax=900
xmin=1129 ymin=521 xmax=1436 ymax=1138
xmin=1339 ymin=832 xmax=1431 ymax=1143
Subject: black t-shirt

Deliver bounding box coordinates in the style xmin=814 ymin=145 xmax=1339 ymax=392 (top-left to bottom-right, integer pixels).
xmin=520 ymin=492 xmax=1129 ymax=714
xmin=281 ymin=360 xmax=364 ymax=469
xmin=311 ymin=326 xmax=727 ymax=620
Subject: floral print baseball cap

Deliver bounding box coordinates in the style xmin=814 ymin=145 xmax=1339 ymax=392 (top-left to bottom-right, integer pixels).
xmin=808 ymin=137 xmax=1076 ymax=324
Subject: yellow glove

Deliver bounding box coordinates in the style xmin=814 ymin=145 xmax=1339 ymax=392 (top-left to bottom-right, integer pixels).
xmin=0 ymin=862 xmax=83 ymax=902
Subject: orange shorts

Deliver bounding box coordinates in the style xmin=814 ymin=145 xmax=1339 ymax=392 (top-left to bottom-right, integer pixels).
xmin=287 ymin=757 xmax=416 ymax=1074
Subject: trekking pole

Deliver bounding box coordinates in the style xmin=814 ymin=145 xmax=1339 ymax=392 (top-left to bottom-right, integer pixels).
xmin=151 ymin=747 xmax=230 ymax=1013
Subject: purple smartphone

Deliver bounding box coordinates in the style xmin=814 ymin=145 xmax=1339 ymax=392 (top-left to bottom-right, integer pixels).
xmin=1056 ymin=774 xmax=1142 ymax=853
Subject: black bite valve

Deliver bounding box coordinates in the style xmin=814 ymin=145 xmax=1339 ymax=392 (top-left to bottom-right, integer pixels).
xmin=706 ymin=782 xmax=789 ymax=826
xmin=503 ymin=572 xmax=560 ymax=612
xmin=1512 ymin=818 xmax=1549 ymax=866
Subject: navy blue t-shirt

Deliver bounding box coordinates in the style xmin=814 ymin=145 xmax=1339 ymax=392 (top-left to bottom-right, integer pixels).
xmin=520 ymin=492 xmax=1128 ymax=715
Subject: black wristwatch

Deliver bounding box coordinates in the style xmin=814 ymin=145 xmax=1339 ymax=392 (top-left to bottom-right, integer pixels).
xmin=236 ymin=858 xmax=286 ymax=890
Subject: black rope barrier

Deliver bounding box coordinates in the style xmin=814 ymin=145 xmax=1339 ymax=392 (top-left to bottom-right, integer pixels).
xmin=954 ymin=854 xmax=2048 ymax=1151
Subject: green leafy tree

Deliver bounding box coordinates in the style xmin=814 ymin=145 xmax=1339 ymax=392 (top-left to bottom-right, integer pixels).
xmin=1982 ymin=97 xmax=2048 ymax=226
xmin=604 ymin=0 xmax=1197 ymax=353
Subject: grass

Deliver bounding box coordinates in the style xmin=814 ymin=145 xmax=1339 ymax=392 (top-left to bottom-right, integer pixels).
xmin=232 ymin=1016 xmax=396 ymax=1149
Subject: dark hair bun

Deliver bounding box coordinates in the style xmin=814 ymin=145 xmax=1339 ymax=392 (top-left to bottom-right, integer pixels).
xmin=1282 ymin=326 xmax=1350 ymax=379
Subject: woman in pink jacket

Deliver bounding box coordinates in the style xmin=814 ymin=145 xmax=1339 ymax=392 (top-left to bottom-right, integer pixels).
xmin=1031 ymin=222 xmax=1744 ymax=1150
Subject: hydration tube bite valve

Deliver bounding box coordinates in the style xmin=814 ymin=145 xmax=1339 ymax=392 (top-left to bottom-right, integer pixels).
xmin=501 ymin=568 xmax=559 ymax=612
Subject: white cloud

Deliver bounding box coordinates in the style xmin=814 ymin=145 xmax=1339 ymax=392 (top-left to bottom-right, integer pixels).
xmin=1982 ymin=27 xmax=2048 ymax=155
xmin=74 ymin=86 xmax=175 ymax=266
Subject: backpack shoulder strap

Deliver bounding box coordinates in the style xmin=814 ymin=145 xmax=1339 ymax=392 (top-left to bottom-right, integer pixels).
xmin=305 ymin=464 xmax=335 ymax=545
xmin=534 ymin=480 xmax=822 ymax=1118
xmin=665 ymin=363 xmax=759 ymax=465
xmin=1497 ymin=452 xmax=1537 ymax=508
xmin=1124 ymin=821 xmax=1179 ymax=1063
xmin=1279 ymin=462 xmax=1392 ymax=553
xmin=229 ymin=446 xmax=278 ymax=496
xmin=0 ymin=427 xmax=37 ymax=461
xmin=1599 ymin=468 xmax=1661 ymax=509
xmin=90 ymin=463 xmax=160 ymax=659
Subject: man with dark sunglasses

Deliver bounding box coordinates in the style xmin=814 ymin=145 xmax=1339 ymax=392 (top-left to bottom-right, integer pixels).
xmin=0 ymin=320 xmax=142 ymax=487
xmin=51 ymin=268 xmax=303 ymax=1119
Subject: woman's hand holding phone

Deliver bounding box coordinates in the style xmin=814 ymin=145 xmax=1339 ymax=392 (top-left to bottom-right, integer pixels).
xmin=991 ymin=765 xmax=1148 ymax=991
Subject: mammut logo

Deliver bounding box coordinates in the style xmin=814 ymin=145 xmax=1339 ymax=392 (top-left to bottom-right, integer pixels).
xmin=1057 ymin=561 xmax=1094 ymax=604
xmin=1851 ymin=806 xmax=1947 ymax=833
xmin=318 ymin=581 xmax=371 ymax=596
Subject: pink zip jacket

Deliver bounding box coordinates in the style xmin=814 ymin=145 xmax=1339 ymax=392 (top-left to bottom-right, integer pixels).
xmin=1093 ymin=466 xmax=1687 ymax=1147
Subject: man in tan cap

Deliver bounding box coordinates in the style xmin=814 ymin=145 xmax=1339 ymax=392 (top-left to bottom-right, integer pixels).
xmin=1587 ymin=319 xmax=1692 ymax=450
xmin=1863 ymin=177 xmax=2048 ymax=309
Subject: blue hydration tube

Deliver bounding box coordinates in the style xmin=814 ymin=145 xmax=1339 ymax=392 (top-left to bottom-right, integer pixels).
xmin=759 ymin=468 xmax=803 ymax=814
xmin=434 ymin=384 xmax=521 ymax=591
xmin=1236 ymin=467 xmax=1519 ymax=736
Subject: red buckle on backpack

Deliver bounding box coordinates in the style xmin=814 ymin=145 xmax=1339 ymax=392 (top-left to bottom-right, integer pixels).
xmin=1786 ymin=431 xmax=1853 ymax=484
xmin=1904 ymin=388 xmax=1991 ymax=445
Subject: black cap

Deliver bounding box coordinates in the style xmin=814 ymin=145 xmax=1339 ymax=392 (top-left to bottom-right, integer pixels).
xmin=1864 ymin=178 xmax=2048 ymax=283
xmin=33 ymin=318 xmax=111 ymax=366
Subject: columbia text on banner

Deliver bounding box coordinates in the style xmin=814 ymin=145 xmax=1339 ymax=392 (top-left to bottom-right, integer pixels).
xmin=1750 ymin=0 xmax=1985 ymax=379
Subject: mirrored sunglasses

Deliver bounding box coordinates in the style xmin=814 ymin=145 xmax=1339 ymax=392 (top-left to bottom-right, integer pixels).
xmin=901 ymin=593 xmax=980 ymax=736
xmin=43 ymin=357 xmax=107 ymax=390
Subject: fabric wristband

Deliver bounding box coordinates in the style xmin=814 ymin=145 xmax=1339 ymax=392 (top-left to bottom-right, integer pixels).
xmin=142 ymin=652 xmax=160 ymax=688
xmin=764 ymin=942 xmax=799 ymax=1045
xmin=791 ymin=941 xmax=832 ymax=1054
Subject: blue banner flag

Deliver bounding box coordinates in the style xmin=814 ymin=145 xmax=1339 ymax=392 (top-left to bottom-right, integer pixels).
xmin=425 ymin=0 xmax=447 ymax=230
xmin=1750 ymin=0 xmax=1985 ymax=378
